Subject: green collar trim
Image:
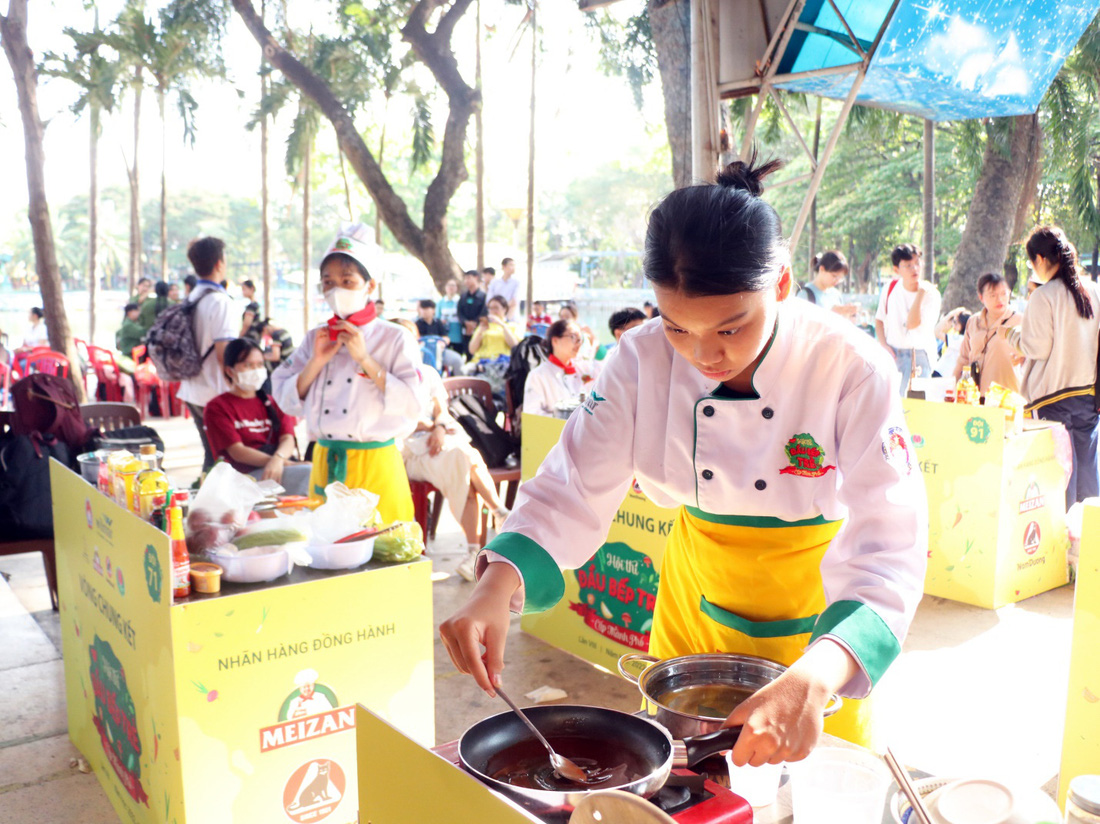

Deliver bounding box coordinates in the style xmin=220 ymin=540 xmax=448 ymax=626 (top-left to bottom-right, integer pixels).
xmin=316 ymin=438 xmax=395 ymax=450
xmin=685 ymin=506 xmax=836 ymax=529
xmin=700 ymin=596 xmax=818 ymax=638
xmin=810 ymin=600 xmax=900 ymax=687
xmin=484 ymin=532 xmax=563 ymax=614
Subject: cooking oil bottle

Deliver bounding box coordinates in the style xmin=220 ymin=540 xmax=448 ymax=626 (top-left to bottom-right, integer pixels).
xmin=136 ymin=444 xmax=169 ymax=522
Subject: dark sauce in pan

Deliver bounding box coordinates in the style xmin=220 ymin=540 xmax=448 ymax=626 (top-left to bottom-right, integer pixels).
xmin=485 ymin=736 xmax=649 ymax=791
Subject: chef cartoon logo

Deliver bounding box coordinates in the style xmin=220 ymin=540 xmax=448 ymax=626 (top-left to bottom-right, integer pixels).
xmin=333 ymin=237 xmax=353 ymax=252
xmin=282 ymin=758 xmax=346 ymax=823
xmin=278 ymin=669 xmax=339 ymax=721
xmin=780 ymin=433 xmax=836 ymax=478
xmin=881 ymin=426 xmax=913 ymax=475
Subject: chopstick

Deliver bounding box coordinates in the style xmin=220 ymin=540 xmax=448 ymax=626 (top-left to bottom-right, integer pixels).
xmin=883 ymin=747 xmax=934 ymax=824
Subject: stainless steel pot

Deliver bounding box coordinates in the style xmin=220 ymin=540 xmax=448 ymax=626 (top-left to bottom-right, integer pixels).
xmin=457 ymin=704 xmax=741 ymax=816
xmin=618 ymin=652 xmax=842 ymax=739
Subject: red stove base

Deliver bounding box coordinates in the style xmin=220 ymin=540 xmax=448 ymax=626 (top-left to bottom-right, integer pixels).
xmin=431 ymin=741 xmax=753 ymax=824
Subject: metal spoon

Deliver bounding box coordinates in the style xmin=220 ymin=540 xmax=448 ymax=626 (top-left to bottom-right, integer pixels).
xmin=495 ymin=685 xmax=589 ymax=784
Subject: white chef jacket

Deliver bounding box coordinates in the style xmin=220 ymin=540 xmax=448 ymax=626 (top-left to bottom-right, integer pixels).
xmin=271 ymin=318 xmax=424 ymax=443
xmin=486 ymin=301 xmax=927 ymax=697
xmin=522 ymin=358 xmax=599 ymax=417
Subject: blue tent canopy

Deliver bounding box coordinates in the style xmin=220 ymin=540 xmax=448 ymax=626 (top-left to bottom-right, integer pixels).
xmin=774 ymin=0 xmax=1098 ymax=121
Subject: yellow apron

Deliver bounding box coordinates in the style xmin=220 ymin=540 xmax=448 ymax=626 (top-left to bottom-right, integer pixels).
xmin=648 ymin=506 xmax=873 ymax=747
xmin=309 ymin=439 xmax=415 ymax=524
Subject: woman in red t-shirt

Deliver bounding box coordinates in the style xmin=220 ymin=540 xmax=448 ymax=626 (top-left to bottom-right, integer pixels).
xmin=203 ymin=338 xmax=310 ymax=494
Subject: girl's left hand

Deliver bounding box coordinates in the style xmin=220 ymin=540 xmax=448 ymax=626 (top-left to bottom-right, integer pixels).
xmin=262 ymin=455 xmax=286 ymax=484
xmin=335 ymin=321 xmax=368 ymax=362
xmin=723 ymin=668 xmax=830 ymax=766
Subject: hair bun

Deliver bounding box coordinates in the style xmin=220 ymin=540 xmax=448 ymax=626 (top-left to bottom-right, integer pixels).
xmin=715 ymin=150 xmax=784 ymax=196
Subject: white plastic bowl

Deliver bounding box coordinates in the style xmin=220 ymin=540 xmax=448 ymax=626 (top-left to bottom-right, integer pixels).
xmin=891 ymin=777 xmax=1063 ymax=824
xmin=210 ymin=546 xmax=292 ymax=583
xmin=305 ymin=537 xmax=375 ymax=570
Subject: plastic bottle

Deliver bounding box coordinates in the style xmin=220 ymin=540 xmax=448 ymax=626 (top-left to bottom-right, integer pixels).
xmin=106 ymin=450 xmax=133 ymax=503
xmin=1066 ymin=775 xmax=1100 ymax=824
xmin=113 ymin=453 xmax=143 ymax=511
xmin=136 ymin=445 xmax=169 ymax=522
xmin=168 ymin=505 xmax=190 ymax=601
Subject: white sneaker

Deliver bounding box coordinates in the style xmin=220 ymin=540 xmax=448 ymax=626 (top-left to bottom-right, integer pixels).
xmin=456 ymin=548 xmax=479 ymax=582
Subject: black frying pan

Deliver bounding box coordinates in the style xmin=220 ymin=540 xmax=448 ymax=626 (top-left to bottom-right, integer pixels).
xmin=458 ymin=704 xmax=741 ymax=816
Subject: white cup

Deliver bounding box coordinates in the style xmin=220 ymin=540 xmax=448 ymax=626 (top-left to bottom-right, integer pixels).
xmin=725 ymin=751 xmax=784 ymax=808
xmin=788 ymin=746 xmax=891 ymax=824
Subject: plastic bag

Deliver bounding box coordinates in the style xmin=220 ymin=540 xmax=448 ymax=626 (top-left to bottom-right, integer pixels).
xmin=308 ymin=483 xmax=381 ymax=544
xmin=373 ymin=522 xmax=424 ymax=563
xmin=186 ymin=463 xmax=280 ymax=554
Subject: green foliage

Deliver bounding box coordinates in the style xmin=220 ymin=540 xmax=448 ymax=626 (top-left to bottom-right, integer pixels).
xmin=584 ymin=4 xmax=656 ymax=110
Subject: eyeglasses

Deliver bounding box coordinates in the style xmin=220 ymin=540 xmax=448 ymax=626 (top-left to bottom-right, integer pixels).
xmin=563 ymin=334 xmax=582 ymax=343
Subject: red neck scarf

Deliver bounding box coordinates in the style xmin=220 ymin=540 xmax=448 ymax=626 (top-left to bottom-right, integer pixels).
xmin=548 ymin=354 xmax=575 ymax=375
xmin=328 ymin=301 xmax=377 ymax=340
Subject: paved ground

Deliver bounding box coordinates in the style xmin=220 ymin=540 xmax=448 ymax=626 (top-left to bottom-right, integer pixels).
xmin=0 ymin=415 xmax=1073 ymax=821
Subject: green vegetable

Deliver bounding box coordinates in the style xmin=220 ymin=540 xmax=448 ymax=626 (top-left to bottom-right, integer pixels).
xmin=373 ymin=522 xmax=424 ymax=563
xmin=235 ymin=527 xmax=308 ymax=550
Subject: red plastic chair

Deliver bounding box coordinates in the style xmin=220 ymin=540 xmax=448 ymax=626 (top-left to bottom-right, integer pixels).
xmin=409 ymin=480 xmax=444 ymax=548
xmin=0 ymin=361 xmax=11 ymax=407
xmin=86 ymin=345 xmax=124 ymax=403
xmin=23 ymin=350 xmax=70 ymax=379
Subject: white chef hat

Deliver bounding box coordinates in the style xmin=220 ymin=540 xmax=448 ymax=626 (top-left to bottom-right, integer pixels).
xmin=321 ymin=222 xmax=378 ymax=280
xmin=294 ymin=668 xmax=319 ymax=687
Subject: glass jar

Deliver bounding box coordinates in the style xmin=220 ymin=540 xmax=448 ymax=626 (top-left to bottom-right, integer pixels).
xmin=1066 ymin=775 xmax=1100 ymax=824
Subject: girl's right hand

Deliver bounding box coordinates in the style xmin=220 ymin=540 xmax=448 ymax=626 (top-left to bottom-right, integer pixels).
xmin=439 ymin=562 xmax=521 ymax=695
xmin=311 ymin=328 xmax=342 ymax=365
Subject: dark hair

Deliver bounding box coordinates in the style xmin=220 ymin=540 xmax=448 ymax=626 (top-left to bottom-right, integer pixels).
xmin=223 ymin=337 xmax=281 ymax=433
xmin=1026 ymin=226 xmax=1095 ymax=320
xmin=976 ymin=272 xmax=1006 ymax=295
xmin=956 ymin=311 xmax=971 ymax=332
xmin=464 ymin=269 xmax=480 ymax=279
xmin=123 ymin=303 xmax=139 ymax=314
xmin=154 ymin=280 xmax=171 ymax=313
xmin=482 ymin=267 xmax=496 ymax=276
xmin=320 ymin=253 xmax=369 ymax=282
xmin=644 ymin=154 xmax=787 ymax=297
xmin=242 ymin=279 xmax=255 ymax=290
xmin=187 ymin=237 xmax=226 ymax=279
xmin=609 ymin=307 xmax=646 ymax=336
xmin=30 ymin=307 xmax=44 ymax=320
xmin=502 ymin=257 xmax=514 ymax=267
xmin=542 ymin=319 xmax=573 ymax=355
xmin=418 ymin=299 xmax=436 ymax=310
xmin=137 ymin=277 xmax=152 ymax=287
xmin=891 ymin=243 xmax=921 ymax=268
xmin=488 ymin=295 xmax=508 ymax=313
xmin=184 ymin=274 xmax=198 ymax=289
xmin=812 ymin=250 xmax=849 ymax=274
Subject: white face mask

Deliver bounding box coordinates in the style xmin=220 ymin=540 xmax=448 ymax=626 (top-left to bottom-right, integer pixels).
xmin=325 ymin=286 xmax=370 ymax=319
xmin=234 ymin=367 xmax=267 ymax=392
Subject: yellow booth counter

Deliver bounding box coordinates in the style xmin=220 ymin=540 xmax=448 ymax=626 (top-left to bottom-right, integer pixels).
xmin=901 ymin=398 xmax=1071 ymax=609
xmin=50 ymin=460 xmax=434 ymax=824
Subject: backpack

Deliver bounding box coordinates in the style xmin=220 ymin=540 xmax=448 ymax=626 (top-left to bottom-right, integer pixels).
xmin=801 ymin=283 xmax=817 ymax=304
xmin=504 ymin=336 xmax=547 ymax=416
xmin=145 ymin=288 xmax=218 ymax=381
xmin=0 ymin=432 xmax=72 ymax=540
xmin=447 ymin=392 xmax=519 ymax=468
xmin=10 ymin=373 xmax=96 ymax=460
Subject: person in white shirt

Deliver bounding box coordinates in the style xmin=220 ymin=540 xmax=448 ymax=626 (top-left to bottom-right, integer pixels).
xmin=874 ymin=243 xmax=941 ymax=395
xmin=271 ymin=223 xmax=424 ymax=522
xmin=486 ymin=257 xmax=521 ymax=320
xmin=441 ymin=157 xmax=927 ymax=761
xmin=175 ymin=238 xmax=237 ymax=471
xmin=523 ymin=320 xmax=599 ymax=417
xmin=22 ymin=307 xmax=48 ymax=349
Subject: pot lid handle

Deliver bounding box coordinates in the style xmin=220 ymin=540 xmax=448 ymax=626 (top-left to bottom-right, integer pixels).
xmin=616 ymin=653 xmax=659 ymax=685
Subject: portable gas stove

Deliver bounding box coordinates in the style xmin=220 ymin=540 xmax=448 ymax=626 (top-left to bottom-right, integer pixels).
xmin=431 ymin=742 xmax=753 ymax=824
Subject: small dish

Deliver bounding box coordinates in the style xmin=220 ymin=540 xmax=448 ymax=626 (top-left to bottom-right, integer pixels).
xmin=305 ymin=537 xmax=375 ymax=570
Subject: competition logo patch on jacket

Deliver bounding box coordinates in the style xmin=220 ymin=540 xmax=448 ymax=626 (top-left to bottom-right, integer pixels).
xmin=881 ymin=426 xmax=913 ymax=475
xmin=581 ymin=390 xmax=606 ymax=416
xmin=780 ymin=433 xmax=835 ymax=477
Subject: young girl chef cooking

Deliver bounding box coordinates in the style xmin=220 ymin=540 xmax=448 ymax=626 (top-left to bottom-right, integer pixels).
xmin=441 ymin=158 xmax=927 ymax=765
xmin=271 ymin=223 xmax=424 ymax=522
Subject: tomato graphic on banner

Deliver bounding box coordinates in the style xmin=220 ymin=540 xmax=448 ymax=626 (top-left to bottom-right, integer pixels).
xmin=571 ymin=541 xmax=659 ymax=651
xmin=283 ymin=758 xmax=346 ymax=823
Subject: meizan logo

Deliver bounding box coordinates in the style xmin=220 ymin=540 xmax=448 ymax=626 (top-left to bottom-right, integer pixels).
xmin=581 ymin=391 xmax=606 ymax=416
xmin=1019 ymin=480 xmax=1044 ymax=514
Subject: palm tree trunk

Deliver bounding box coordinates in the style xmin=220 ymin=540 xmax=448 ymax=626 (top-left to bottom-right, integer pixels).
xmin=261 ymin=0 xmax=271 ymax=318
xmin=158 ymin=86 xmax=168 ymax=282
xmin=524 ymin=2 xmax=536 ymax=320
xmin=128 ymin=71 xmax=142 ymax=296
xmin=809 ymin=97 xmax=822 ymax=276
xmin=1 ymin=0 xmax=85 ymax=401
xmin=375 ymin=95 xmax=389 ymax=247
xmin=302 ymin=138 xmax=312 ymax=334
xmin=475 ymin=0 xmax=484 ymax=273
xmin=89 ymin=104 xmax=99 ymax=343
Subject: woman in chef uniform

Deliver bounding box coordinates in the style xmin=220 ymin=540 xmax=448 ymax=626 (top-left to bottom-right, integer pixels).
xmin=271 ymin=223 xmax=424 ymax=522
xmin=440 ymin=158 xmax=927 ymax=765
